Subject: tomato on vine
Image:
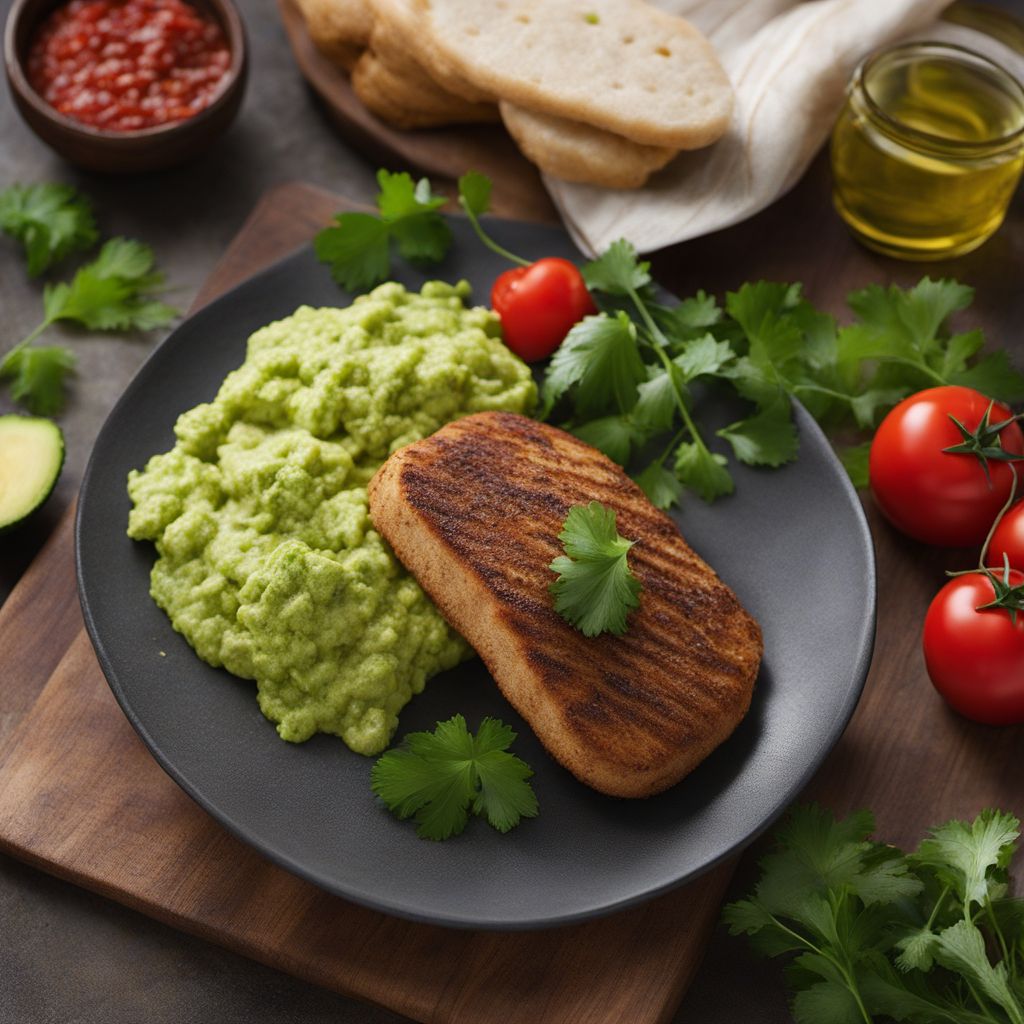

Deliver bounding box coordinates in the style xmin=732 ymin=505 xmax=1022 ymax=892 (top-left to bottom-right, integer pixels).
xmin=923 ymin=562 xmax=1024 ymax=725
xmin=869 ymin=386 xmax=1024 ymax=547
xmin=458 ymin=172 xmax=595 ymax=362
xmin=988 ymin=501 xmax=1024 ymax=570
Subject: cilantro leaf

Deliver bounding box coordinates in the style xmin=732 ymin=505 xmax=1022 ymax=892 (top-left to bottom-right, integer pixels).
xmin=549 ymin=501 xmax=642 ymax=637
xmin=938 ymin=329 xmax=986 ymax=378
xmin=470 ymin=718 xmax=538 ymax=832
xmin=581 ymin=239 xmax=651 ymax=295
xmin=457 ymin=170 xmax=492 ymax=218
xmin=315 ymin=170 xmax=451 ymax=291
xmin=792 ymin=980 xmax=865 ymax=1024
xmin=666 ymin=290 xmax=722 ymax=334
xmin=542 ymin=312 xmax=646 ymax=418
xmin=371 ymin=715 xmax=537 ymax=840
xmin=314 ymin=213 xmax=390 ymax=292
xmin=42 ymin=238 xmax=176 ymax=331
xmin=674 ymin=332 xmax=734 ymax=380
xmin=633 ymin=363 xmax=684 ymax=434
xmin=933 ymin=920 xmax=1021 ymax=1021
xmin=391 ymin=213 xmax=453 ymax=265
xmin=634 ymin=459 xmax=684 ymax=510
xmin=571 ymin=415 xmax=644 ymax=465
xmin=726 ymin=282 xmax=805 ymax=375
xmin=89 ymin=236 xmax=157 ymax=282
xmin=2 ymin=221 xmax=175 ymax=415
xmin=717 ymin=398 xmax=798 ymax=468
xmin=376 ymin=170 xmax=447 ymax=220
xmin=951 ymin=351 xmax=1024 ymax=403
xmin=849 ymin=387 xmax=910 ymax=431
xmin=913 ymin=809 xmax=1019 ymax=910
xmin=0 ymin=182 xmax=98 ymax=276
xmin=674 ymin=442 xmax=734 ymax=501
xmin=896 ymin=928 xmax=939 ymax=973
xmin=0 ymin=345 xmax=75 ymax=415
xmin=726 ymin=806 xmax=1024 ymax=1024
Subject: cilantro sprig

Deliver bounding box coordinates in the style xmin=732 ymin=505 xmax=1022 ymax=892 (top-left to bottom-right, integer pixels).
xmin=3 ymin=237 xmax=177 ymax=415
xmin=0 ymin=183 xmax=98 ymax=277
xmin=549 ymin=501 xmax=642 ymax=636
xmin=726 ymin=805 xmax=1024 ymax=1024
xmin=315 ymin=170 xmax=453 ymax=291
xmin=371 ymin=715 xmax=538 ymax=841
xmin=549 ymin=239 xmax=1024 ymax=504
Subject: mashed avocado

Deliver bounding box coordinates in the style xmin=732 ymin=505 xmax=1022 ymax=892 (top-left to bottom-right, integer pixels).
xmin=127 ymin=281 xmax=536 ymax=755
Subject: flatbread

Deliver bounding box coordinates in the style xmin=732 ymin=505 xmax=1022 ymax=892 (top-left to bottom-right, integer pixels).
xmin=352 ymin=50 xmax=498 ymax=127
xmin=500 ymin=102 xmax=676 ymax=187
xmin=295 ymin=0 xmax=373 ymax=63
xmin=414 ymin=0 xmax=733 ymax=149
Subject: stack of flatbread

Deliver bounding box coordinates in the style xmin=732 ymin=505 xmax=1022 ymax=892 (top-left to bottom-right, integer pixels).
xmin=294 ymin=0 xmax=734 ymax=189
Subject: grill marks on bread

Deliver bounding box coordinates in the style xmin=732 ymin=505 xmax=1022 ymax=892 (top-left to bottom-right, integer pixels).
xmin=368 ymin=413 xmax=762 ymax=796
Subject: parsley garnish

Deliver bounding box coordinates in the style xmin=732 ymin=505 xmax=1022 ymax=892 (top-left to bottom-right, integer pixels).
xmin=549 ymin=501 xmax=642 ymax=637
xmin=371 ymin=715 xmax=538 ymax=841
xmin=315 ymin=170 xmax=452 ymax=291
xmin=0 ymin=182 xmax=98 ymax=277
xmin=725 ymin=805 xmax=1024 ymax=1024
xmin=2 ymin=237 xmax=176 ymax=415
xmin=550 ymin=239 xmax=1024 ymax=506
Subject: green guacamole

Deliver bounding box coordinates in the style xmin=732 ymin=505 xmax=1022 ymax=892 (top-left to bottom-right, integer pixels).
xmin=127 ymin=281 xmax=536 ymax=755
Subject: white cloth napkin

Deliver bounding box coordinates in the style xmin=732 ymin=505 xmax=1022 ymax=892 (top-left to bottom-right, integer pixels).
xmin=545 ymin=0 xmax=984 ymax=255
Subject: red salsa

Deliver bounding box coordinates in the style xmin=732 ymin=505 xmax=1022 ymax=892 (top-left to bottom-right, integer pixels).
xmin=27 ymin=0 xmax=231 ymax=132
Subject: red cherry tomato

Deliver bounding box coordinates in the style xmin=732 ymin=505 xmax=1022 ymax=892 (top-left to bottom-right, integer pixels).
xmin=491 ymin=257 xmax=596 ymax=362
xmin=988 ymin=500 xmax=1024 ymax=570
xmin=922 ymin=569 xmax=1024 ymax=725
xmin=869 ymin=386 xmax=1024 ymax=547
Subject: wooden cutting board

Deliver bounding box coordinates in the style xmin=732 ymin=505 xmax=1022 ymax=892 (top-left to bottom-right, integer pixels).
xmin=0 ymin=182 xmax=734 ymax=1024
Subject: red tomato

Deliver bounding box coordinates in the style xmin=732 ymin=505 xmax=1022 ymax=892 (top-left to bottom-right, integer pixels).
xmin=989 ymin=500 xmax=1024 ymax=570
xmin=869 ymin=386 xmax=1024 ymax=547
xmin=491 ymin=257 xmax=596 ymax=362
xmin=922 ymin=569 xmax=1024 ymax=725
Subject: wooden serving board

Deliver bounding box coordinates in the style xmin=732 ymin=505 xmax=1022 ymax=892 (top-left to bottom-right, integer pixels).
xmin=0 ymin=182 xmax=734 ymax=1024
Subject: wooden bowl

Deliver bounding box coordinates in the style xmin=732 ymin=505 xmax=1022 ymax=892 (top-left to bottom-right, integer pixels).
xmin=4 ymin=0 xmax=248 ymax=173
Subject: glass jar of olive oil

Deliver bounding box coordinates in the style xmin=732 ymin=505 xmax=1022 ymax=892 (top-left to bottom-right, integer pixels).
xmin=831 ymin=42 xmax=1024 ymax=259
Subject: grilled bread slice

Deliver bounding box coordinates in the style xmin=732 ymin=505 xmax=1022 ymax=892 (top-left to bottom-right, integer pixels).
xmin=368 ymin=412 xmax=762 ymax=797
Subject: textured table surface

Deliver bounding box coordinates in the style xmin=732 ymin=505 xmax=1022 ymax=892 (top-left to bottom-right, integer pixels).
xmin=1 ymin=1 xmax=1021 ymax=1022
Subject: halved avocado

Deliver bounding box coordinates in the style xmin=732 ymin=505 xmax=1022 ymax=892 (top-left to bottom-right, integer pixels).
xmin=0 ymin=415 xmax=65 ymax=533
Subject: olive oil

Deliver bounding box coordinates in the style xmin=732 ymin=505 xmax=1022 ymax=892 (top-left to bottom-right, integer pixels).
xmin=831 ymin=43 xmax=1024 ymax=259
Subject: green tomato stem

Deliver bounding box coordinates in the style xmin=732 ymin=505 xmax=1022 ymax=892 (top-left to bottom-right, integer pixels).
xmin=978 ymin=464 xmax=1018 ymax=570
xmin=458 ymin=198 xmax=530 ymax=268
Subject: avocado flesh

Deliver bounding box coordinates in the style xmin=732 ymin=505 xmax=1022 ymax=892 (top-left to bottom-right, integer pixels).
xmin=0 ymin=416 xmax=65 ymax=532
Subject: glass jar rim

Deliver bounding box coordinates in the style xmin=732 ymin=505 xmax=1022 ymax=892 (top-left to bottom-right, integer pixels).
xmin=855 ymin=41 xmax=1024 ymax=153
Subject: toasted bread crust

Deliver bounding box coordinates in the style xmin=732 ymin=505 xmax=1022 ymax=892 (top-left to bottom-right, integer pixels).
xmin=368 ymin=413 xmax=762 ymax=797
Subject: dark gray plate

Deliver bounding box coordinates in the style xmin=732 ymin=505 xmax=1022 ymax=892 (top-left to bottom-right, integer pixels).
xmin=77 ymin=216 xmax=875 ymax=930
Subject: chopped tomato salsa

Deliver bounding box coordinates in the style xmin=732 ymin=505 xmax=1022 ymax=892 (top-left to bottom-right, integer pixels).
xmin=27 ymin=0 xmax=231 ymax=132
